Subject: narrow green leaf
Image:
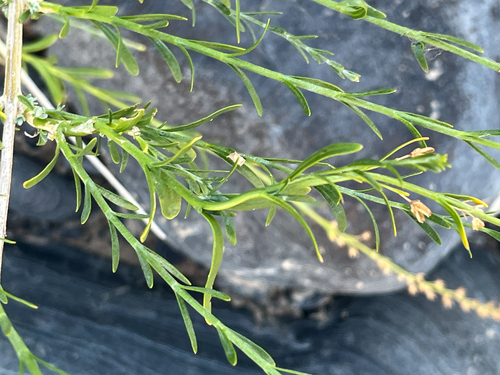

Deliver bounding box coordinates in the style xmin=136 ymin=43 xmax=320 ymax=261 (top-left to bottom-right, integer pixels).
xmin=217 ymin=328 xmax=238 ymax=366
xmin=201 ymin=212 xmax=225 ymax=316
xmin=227 ymin=19 xmax=270 ymax=58
xmin=381 ymin=190 xmax=397 ymax=237
xmin=342 ymin=88 xmax=396 ymax=97
xmin=265 ymin=205 xmax=277 ymax=226
xmin=181 ymin=286 xmax=231 ymax=301
xmin=23 ymin=146 xmax=60 ymax=188
xmin=422 ymin=32 xmax=483 ymax=53
xmin=228 ymin=329 xmax=276 ymax=366
xmin=154 ymin=171 xmax=182 ymax=219
xmin=0 ymin=237 xmax=15 ymax=244
xmin=350 ymin=194 xmax=380 ymax=251
xmin=109 ymin=222 xmax=120 ymax=272
xmin=394 ymin=116 xmax=426 ymax=147
xmin=81 ymin=185 xmax=92 ymax=224
xmin=17 ymin=95 xmax=34 ymax=110
xmin=136 ymin=250 xmax=154 ymax=288
xmin=466 ymin=141 xmax=500 ymax=171
xmin=443 ymin=193 xmax=487 ymax=207
xmin=291 ymin=76 xmax=343 ymax=93
xmin=59 ymin=13 xmax=70 ymax=38
xmin=411 ymin=41 xmax=428 ymax=73
xmin=116 ymin=27 xmax=139 ymax=75
xmin=113 ymin=212 xmax=149 ymax=219
xmin=341 ymin=101 xmax=382 ymax=139
xmin=479 ymin=227 xmax=500 ymax=242
xmin=404 ymin=210 xmax=441 ymax=245
xmin=107 ymin=139 xmax=120 ymax=164
xmin=316 ymin=185 xmax=346 ymax=232
xmin=166 ymin=105 xmax=242 ymax=132
xmin=22 ymin=34 xmax=58 ymax=53
xmin=140 ymin=168 xmax=156 ymax=242
xmin=268 ymin=196 xmax=323 ymax=262
xmin=175 ymin=294 xmax=198 ymax=353
xmin=222 ymin=212 xmax=237 ymax=245
xmin=27 ymin=59 xmax=64 ymax=104
xmin=120 ymin=14 xmax=187 ymax=21
xmin=178 ymin=45 xmax=194 ymax=91
xmin=146 ymin=247 xmax=191 ymax=285
xmin=87 ymin=0 xmax=100 ymax=13
xmin=283 ymin=81 xmax=311 ymax=116
xmin=148 ymin=37 xmax=182 ymax=83
xmin=97 ymin=186 xmax=139 ymax=211
xmin=120 ymin=149 xmax=129 ymax=173
xmin=228 ymin=64 xmax=262 ymax=116
xmin=235 ymin=0 xmax=241 ymax=43
xmin=288 ymin=143 xmax=363 ymax=180
xmin=72 ymin=169 xmax=82 ymax=212
xmin=189 ymin=40 xmax=245 ymax=52
xmin=438 ymin=198 xmax=470 ymax=255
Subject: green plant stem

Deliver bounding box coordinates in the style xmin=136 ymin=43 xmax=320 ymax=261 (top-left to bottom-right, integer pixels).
xmin=38 ymin=3 xmax=500 ymax=153
xmin=311 ymin=0 xmax=500 ymax=72
xmin=0 ymin=0 xmax=24 ymax=281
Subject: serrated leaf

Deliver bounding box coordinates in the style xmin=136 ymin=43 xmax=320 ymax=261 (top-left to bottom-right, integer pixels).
xmin=411 ymin=41 xmax=428 ymax=73
xmin=81 ymin=185 xmax=92 ymax=224
xmin=217 ymin=328 xmax=238 ymax=366
xmin=97 ymin=186 xmax=139 ymax=211
xmin=175 ymin=294 xmax=198 ymax=353
xmin=228 ymin=64 xmax=262 ymax=116
xmin=22 ymin=34 xmax=59 ymax=53
xmin=148 ymin=37 xmax=182 ymax=83
xmin=288 ymin=143 xmax=363 ymax=180
xmin=109 ymin=222 xmax=120 ymax=272
xmin=23 ymin=146 xmax=60 ymax=188
xmin=284 ymin=81 xmax=311 ymax=116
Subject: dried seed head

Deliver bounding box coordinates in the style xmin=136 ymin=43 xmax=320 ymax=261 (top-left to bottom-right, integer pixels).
xmin=410 ymin=200 xmax=432 ymax=223
xmin=347 ymin=247 xmax=359 ymax=258
xmin=408 ymin=283 xmax=418 ymax=296
xmin=472 ymin=217 xmax=485 ymax=231
xmin=434 ymin=279 xmax=445 ymax=289
xmin=455 ymin=287 xmax=467 ymax=299
xmin=442 ymin=294 xmax=453 ymax=309
xmin=409 ymin=147 xmax=435 ymax=158
xmin=422 ymin=287 xmax=436 ymax=301
xmin=227 ymin=151 xmax=246 ymax=166
xmin=460 ymin=300 xmax=471 ymax=313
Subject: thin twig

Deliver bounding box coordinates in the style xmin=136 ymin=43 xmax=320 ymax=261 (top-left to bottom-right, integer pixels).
xmin=0 ymin=0 xmax=24 ymax=282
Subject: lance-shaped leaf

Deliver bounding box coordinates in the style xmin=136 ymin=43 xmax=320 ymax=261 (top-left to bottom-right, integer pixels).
xmin=22 ymin=34 xmax=59 ymax=53
xmin=97 ymin=186 xmax=139 ymax=211
xmin=107 ymin=139 xmax=120 ymax=164
xmin=148 ymin=37 xmax=182 ymax=83
xmin=178 ymin=45 xmax=194 ymax=91
xmin=288 ymin=143 xmax=362 ymax=181
xmin=411 ymin=41 xmax=428 ymax=73
xmin=341 ymin=101 xmax=382 ymax=139
xmin=404 ymin=209 xmax=441 ymax=245
xmin=175 ymin=294 xmax=198 ymax=353
xmin=221 ymin=211 xmax=237 ymax=245
xmin=201 ymin=212 xmax=225 ymax=318
xmin=181 ymin=286 xmax=231 ymax=301
xmin=421 ymin=32 xmax=483 ymax=53
xmin=136 ymin=248 xmax=154 ymax=288
xmin=109 ymin=221 xmax=120 ymax=272
xmin=154 ymin=171 xmax=182 ymax=219
xmin=217 ymin=328 xmax=237 ymax=366
xmin=228 ymin=64 xmax=262 ymax=116
xmin=165 ymin=104 xmax=241 ymax=132
xmin=81 ymin=185 xmax=92 ymax=224
xmin=316 ymin=185 xmax=347 ymax=232
xmin=438 ymin=198 xmax=471 ymax=255
xmin=23 ymin=146 xmax=60 ymax=188
xmin=350 ymin=194 xmax=380 ymax=251
xmin=283 ymin=81 xmax=311 ymax=116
